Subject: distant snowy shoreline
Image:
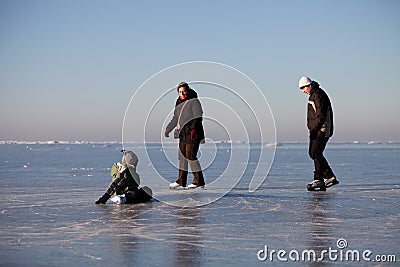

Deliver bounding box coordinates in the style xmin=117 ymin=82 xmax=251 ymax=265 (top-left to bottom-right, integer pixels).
xmin=1 ymin=140 xmax=399 ymax=145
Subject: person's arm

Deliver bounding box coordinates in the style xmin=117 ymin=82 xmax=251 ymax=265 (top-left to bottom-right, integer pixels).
xmin=309 ymin=93 xmax=327 ymax=133
xmin=189 ymin=99 xmax=203 ymax=137
xmin=95 ymin=166 xmax=124 ymax=204
xmin=165 ymin=101 xmax=179 ymax=137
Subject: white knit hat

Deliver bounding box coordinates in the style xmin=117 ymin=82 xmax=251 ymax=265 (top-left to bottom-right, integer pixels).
xmin=298 ymin=76 xmax=312 ymax=88
xmin=121 ymin=150 xmax=138 ymax=167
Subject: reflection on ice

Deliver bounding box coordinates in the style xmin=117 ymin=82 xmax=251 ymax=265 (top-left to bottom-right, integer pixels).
xmin=0 ymin=143 xmax=399 ymax=266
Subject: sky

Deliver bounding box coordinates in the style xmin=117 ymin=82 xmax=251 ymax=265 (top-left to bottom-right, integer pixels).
xmin=0 ymin=0 xmax=399 ymax=142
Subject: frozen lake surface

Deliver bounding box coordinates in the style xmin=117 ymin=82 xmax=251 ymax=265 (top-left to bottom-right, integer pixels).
xmin=0 ymin=142 xmax=399 ymax=266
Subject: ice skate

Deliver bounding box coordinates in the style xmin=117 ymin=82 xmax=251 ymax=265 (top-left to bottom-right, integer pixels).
xmin=307 ymin=180 xmax=326 ymax=191
xmin=110 ymin=194 xmax=126 ymax=204
xmin=324 ymin=176 xmax=339 ymax=188
xmin=187 ymin=183 xmax=205 ymax=189
xmin=169 ymin=182 xmax=184 ymax=190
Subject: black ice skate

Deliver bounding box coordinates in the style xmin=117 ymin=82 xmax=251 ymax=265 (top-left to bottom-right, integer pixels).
xmin=324 ymin=176 xmax=339 ymax=188
xmin=307 ymin=180 xmax=326 ymax=191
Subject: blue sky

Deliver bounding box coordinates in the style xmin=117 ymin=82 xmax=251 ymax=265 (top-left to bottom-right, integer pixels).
xmin=0 ymin=0 xmax=399 ymax=142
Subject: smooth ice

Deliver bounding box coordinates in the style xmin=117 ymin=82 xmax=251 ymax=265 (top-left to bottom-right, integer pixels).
xmin=0 ymin=143 xmax=399 ymax=266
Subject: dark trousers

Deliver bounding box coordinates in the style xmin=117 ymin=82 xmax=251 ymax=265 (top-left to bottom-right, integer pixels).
xmin=309 ymin=131 xmax=334 ymax=180
xmin=125 ymin=188 xmax=152 ymax=204
xmin=177 ymin=142 xmax=205 ymax=187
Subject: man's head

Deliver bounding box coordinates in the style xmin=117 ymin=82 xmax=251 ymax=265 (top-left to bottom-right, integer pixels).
xmin=298 ymin=76 xmax=313 ymax=95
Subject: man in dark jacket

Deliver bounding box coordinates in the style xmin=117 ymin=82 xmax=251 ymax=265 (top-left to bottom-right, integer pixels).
xmin=299 ymin=76 xmax=339 ymax=191
xmin=165 ymin=82 xmax=205 ymax=189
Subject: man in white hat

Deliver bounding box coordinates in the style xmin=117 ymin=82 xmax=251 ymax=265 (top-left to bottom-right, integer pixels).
xmin=298 ymin=76 xmax=339 ymax=191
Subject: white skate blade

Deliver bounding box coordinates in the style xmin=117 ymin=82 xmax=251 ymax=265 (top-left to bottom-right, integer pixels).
xmin=170 ymin=185 xmax=186 ymax=190
xmin=187 ymin=185 xmax=205 ymax=190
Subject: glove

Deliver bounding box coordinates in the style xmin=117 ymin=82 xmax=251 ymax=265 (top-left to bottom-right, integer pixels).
xmin=190 ymin=130 xmax=196 ymax=140
xmin=95 ymin=193 xmax=110 ymax=204
xmin=164 ymin=128 xmax=170 ymax=138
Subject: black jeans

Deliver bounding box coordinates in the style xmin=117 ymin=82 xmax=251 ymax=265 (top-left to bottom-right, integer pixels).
xmin=308 ymin=131 xmax=334 ymax=180
xmin=177 ymin=142 xmax=205 ymax=187
xmin=125 ymin=188 xmax=152 ymax=204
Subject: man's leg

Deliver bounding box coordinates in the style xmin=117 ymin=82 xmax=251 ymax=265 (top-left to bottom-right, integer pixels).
xmin=178 ymin=142 xmax=188 ymax=187
xmin=309 ymin=131 xmax=329 ymax=180
xmin=186 ymin=143 xmax=205 ymax=186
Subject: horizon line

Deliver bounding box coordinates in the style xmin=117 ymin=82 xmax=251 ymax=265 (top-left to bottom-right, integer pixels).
xmin=1 ymin=140 xmax=399 ymax=145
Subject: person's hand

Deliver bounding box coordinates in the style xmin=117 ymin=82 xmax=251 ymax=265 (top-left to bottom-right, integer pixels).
xmin=164 ymin=129 xmax=169 ymax=138
xmin=190 ymin=130 xmax=196 ymax=140
xmin=95 ymin=193 xmax=110 ymax=204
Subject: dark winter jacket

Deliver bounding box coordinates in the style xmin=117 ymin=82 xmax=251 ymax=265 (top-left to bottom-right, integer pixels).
xmin=166 ymin=88 xmax=205 ymax=144
xmin=106 ymin=163 xmax=140 ymax=196
xmin=307 ymin=81 xmax=334 ymax=138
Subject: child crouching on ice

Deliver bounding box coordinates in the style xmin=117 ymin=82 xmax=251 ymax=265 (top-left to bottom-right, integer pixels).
xmin=95 ymin=150 xmax=152 ymax=204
